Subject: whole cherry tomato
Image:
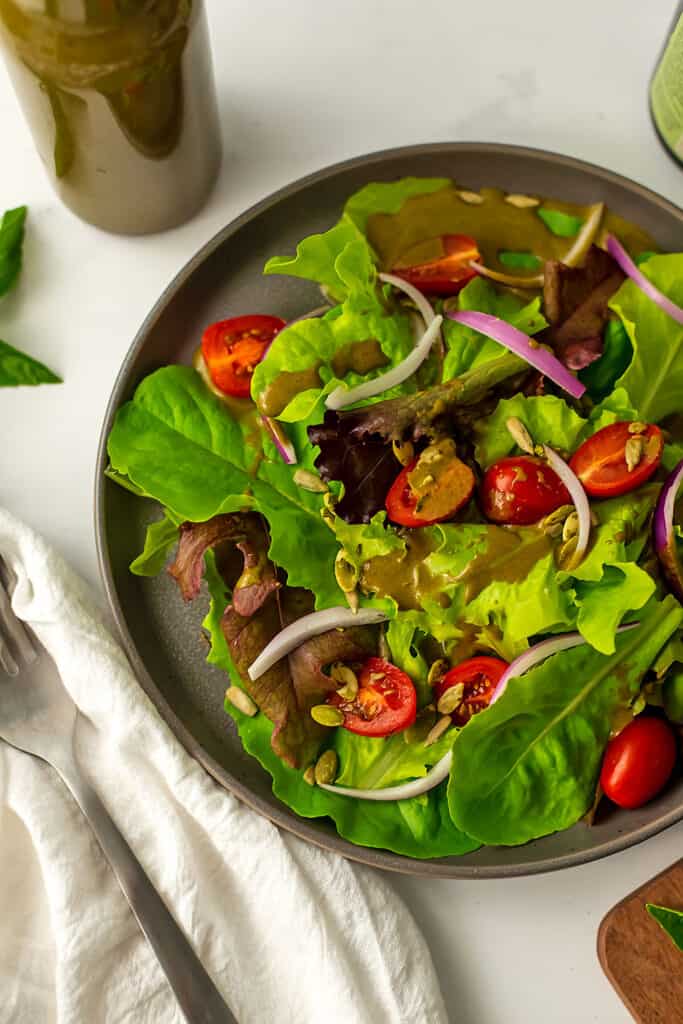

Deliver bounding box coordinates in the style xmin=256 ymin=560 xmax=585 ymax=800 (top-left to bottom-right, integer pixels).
xmin=600 ymin=715 xmax=677 ymax=809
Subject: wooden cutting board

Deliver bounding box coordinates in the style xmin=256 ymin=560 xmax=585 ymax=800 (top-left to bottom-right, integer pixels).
xmin=598 ymin=859 xmax=683 ymax=1023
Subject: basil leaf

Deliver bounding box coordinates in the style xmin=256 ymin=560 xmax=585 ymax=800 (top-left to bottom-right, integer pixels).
xmin=537 ymin=207 xmax=584 ymax=238
xmin=646 ymin=904 xmax=683 ymax=952
xmin=0 ymin=206 xmax=27 ymax=297
xmin=0 ymin=338 xmax=61 ymax=386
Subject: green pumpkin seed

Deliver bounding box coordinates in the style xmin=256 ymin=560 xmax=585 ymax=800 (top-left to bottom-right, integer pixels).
xmin=625 ymin=436 xmax=645 ymax=472
xmin=437 ymin=683 xmax=465 ymax=715
xmin=562 ymin=511 xmax=579 ymax=542
xmin=303 ymin=765 xmax=316 ymax=786
xmin=424 ymin=715 xmax=453 ymax=747
xmin=505 ymin=193 xmax=540 ymax=208
xmin=628 ymin=421 xmax=648 ymax=435
xmin=427 ymin=659 xmax=449 ymax=687
xmin=314 ymin=749 xmax=339 ymax=785
xmin=392 ymin=438 xmax=414 ymax=466
xmin=225 ymin=686 xmax=258 ymax=717
xmin=310 ymin=704 xmax=344 ymax=727
xmin=335 ymin=549 xmax=359 ymax=593
xmin=456 ymin=189 xmax=484 ymax=205
xmin=505 ymin=416 xmax=535 ymax=454
xmin=293 ymin=468 xmax=328 ymax=493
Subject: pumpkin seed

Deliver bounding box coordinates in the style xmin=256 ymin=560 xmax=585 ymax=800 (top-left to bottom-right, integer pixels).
xmin=540 ymin=504 xmax=574 ymax=536
xmin=293 ymin=468 xmax=328 ymax=493
xmin=323 ymin=491 xmax=337 ymax=512
xmin=625 ymin=436 xmax=645 ymax=472
xmin=345 ymin=589 xmax=359 ymax=613
xmin=335 ymin=549 xmax=359 ymax=593
xmin=562 ymin=511 xmax=579 ymax=542
xmin=628 ymin=421 xmax=648 ymax=435
xmin=437 ymin=683 xmax=465 ymax=715
xmin=314 ymin=749 xmax=339 ymax=785
xmin=505 ymin=193 xmax=540 ymax=208
xmin=424 ymin=715 xmax=453 ymax=747
xmin=310 ymin=704 xmax=344 ymax=727
xmin=225 ymin=686 xmax=258 ymax=717
xmin=557 ymin=534 xmax=579 ymax=570
xmin=331 ymin=663 xmax=359 ymax=701
xmin=303 ymin=765 xmax=316 ymax=786
xmin=456 ymin=189 xmax=484 ymax=205
xmin=506 ymin=416 xmax=535 ymax=455
xmin=404 ymin=707 xmax=437 ymax=744
xmin=427 ymin=659 xmax=449 ymax=687
xmin=392 ymin=438 xmax=414 ymax=467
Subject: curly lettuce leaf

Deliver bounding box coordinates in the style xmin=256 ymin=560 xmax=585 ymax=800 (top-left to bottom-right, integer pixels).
xmin=611 ymin=254 xmax=683 ymax=421
xmin=474 ymin=394 xmax=586 ymax=468
xmin=442 ymin=277 xmax=547 ymax=381
xmin=343 ymin=177 xmax=452 ymax=236
xmin=107 ymin=366 xmax=343 ymax=607
xmin=130 ymin=510 xmax=180 ymax=577
xmin=334 ymin=725 xmax=454 ymax=789
xmin=449 ymin=597 xmax=683 ymax=846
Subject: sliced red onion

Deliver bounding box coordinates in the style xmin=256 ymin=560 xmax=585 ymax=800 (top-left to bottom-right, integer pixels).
xmin=378 ymin=271 xmax=438 ymax=327
xmin=606 ymin=235 xmax=683 ymax=326
xmin=447 ymin=310 xmax=586 ymax=399
xmin=491 ymin=622 xmax=638 ymax=705
xmin=319 ymin=751 xmax=452 ymax=801
xmin=260 ymin=414 xmax=297 ymax=465
xmin=654 ymin=458 xmax=683 ymax=602
xmin=543 ymin=444 xmax=591 ymax=567
xmin=247 ymin=607 xmax=388 ymax=681
xmin=325 ymin=315 xmax=443 ymax=411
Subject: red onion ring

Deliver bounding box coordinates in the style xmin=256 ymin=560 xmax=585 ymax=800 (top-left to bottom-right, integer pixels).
xmin=654 ymin=458 xmax=683 ymax=602
xmin=447 ymin=310 xmax=586 ymax=399
xmin=259 ymin=414 xmax=297 ymax=465
xmin=606 ymin=235 xmax=683 ymax=326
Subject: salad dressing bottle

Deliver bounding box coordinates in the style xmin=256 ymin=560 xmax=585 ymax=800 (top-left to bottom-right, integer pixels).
xmin=0 ymin=0 xmax=222 ymax=234
xmin=650 ymin=2 xmax=683 ymax=168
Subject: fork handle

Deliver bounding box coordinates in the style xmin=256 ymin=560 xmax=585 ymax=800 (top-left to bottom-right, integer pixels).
xmin=58 ymin=761 xmax=237 ymax=1024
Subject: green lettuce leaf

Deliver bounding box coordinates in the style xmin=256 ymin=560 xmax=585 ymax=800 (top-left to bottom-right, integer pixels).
xmin=611 ymin=254 xmax=683 ymax=421
xmin=130 ymin=510 xmax=180 ymax=577
xmin=334 ymin=726 xmax=454 ymax=789
xmin=442 ymin=277 xmax=547 ymax=381
xmin=0 ymin=338 xmax=61 ymax=387
xmin=202 ymin=554 xmax=478 ymax=858
xmin=449 ymin=597 xmax=683 ymax=846
xmin=498 ymin=251 xmax=542 ymax=270
xmin=646 ymin=904 xmax=683 ymax=952
xmin=537 ymin=207 xmax=583 ymax=237
xmin=474 ymin=394 xmax=586 ymax=467
xmin=107 ymin=366 xmax=342 ymax=607
xmin=573 ymin=564 xmax=655 ymax=654
xmin=343 ymin=177 xmax=451 ymax=236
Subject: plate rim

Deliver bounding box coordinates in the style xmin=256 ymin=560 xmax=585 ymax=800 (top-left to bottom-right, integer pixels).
xmin=94 ymin=140 xmax=683 ymax=879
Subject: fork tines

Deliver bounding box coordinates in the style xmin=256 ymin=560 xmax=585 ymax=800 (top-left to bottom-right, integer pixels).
xmin=0 ymin=557 xmax=37 ymax=677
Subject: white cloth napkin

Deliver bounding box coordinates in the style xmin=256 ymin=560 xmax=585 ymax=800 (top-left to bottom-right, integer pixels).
xmin=0 ymin=508 xmax=448 ymax=1024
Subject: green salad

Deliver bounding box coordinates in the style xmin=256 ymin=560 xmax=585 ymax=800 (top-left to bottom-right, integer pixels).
xmin=106 ymin=177 xmax=683 ymax=858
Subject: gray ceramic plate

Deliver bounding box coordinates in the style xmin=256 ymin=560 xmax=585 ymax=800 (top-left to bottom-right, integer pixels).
xmin=95 ymin=142 xmax=683 ymax=878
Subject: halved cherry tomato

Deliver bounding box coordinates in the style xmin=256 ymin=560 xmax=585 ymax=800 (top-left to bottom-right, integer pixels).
xmin=569 ymin=422 xmax=663 ymax=499
xmin=201 ymin=314 xmax=285 ymax=398
xmin=480 ymin=455 xmax=571 ymax=525
xmin=385 ymin=446 xmax=476 ymax=528
xmin=600 ymin=716 xmax=677 ymax=809
xmin=434 ymin=656 xmax=508 ymax=727
xmin=390 ymin=234 xmax=480 ymax=296
xmin=328 ymin=656 xmax=417 ymax=737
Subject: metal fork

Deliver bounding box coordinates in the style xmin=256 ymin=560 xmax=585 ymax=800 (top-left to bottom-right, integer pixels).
xmin=0 ymin=559 xmax=236 ymax=1024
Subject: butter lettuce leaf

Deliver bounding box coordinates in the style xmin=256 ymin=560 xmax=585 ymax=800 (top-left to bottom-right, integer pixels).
xmin=442 ymin=277 xmax=547 ymax=381
xmin=474 ymin=394 xmax=586 ymax=468
xmin=130 ymin=510 xmax=181 ymax=577
xmin=611 ymin=254 xmax=683 ymax=421
xmin=107 ymin=366 xmax=343 ymax=608
xmin=449 ymin=597 xmax=683 ymax=846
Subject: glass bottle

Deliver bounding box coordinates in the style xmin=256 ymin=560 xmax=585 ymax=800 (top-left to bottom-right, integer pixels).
xmin=0 ymin=1 xmax=222 ymax=234
xmin=650 ymin=1 xmax=683 ymax=168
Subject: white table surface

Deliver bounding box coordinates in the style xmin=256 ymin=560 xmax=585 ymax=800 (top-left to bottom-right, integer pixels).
xmin=2 ymin=1 xmax=682 ymax=1021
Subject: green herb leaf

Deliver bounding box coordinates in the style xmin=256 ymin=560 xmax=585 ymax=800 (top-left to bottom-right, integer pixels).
xmin=646 ymin=904 xmax=683 ymax=952
xmin=498 ymin=250 xmax=542 ymax=270
xmin=537 ymin=207 xmax=584 ymax=238
xmin=449 ymin=598 xmax=683 ymax=846
xmin=0 ymin=206 xmax=27 ymax=296
xmin=0 ymin=338 xmax=61 ymax=387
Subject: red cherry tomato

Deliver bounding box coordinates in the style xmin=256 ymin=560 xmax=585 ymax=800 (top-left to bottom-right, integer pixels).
xmin=480 ymin=456 xmax=571 ymax=525
xmin=390 ymin=234 xmax=480 ymax=296
xmin=434 ymin=656 xmax=508 ymax=727
xmin=201 ymin=314 xmax=285 ymax=398
xmin=600 ymin=716 xmax=677 ymax=809
xmin=328 ymin=657 xmax=417 ymax=737
xmin=569 ymin=422 xmax=663 ymax=499
xmin=385 ymin=457 xmax=475 ymax=528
